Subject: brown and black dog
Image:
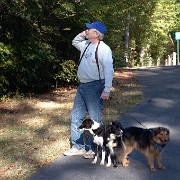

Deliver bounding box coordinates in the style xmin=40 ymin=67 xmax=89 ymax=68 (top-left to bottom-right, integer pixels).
xmin=118 ymin=126 xmax=170 ymax=171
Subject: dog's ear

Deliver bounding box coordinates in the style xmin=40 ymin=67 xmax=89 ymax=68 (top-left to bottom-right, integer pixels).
xmin=153 ymin=127 xmax=161 ymax=135
xmin=85 ymin=118 xmax=92 ymax=121
xmin=154 ymin=127 xmax=170 ymax=135
xmin=166 ymin=128 xmax=170 ymax=135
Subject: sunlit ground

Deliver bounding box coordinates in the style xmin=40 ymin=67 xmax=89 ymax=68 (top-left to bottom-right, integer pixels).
xmin=0 ymin=69 xmax=143 ymax=179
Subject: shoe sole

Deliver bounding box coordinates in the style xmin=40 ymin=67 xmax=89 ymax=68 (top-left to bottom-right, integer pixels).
xmin=83 ymin=155 xmax=94 ymax=159
xmin=64 ymin=152 xmax=86 ymax=156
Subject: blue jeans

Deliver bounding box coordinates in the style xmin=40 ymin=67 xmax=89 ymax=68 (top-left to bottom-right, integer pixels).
xmin=70 ymin=80 xmax=104 ymax=150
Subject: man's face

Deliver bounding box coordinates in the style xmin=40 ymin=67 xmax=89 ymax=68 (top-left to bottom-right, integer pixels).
xmin=85 ymin=28 xmax=98 ymax=40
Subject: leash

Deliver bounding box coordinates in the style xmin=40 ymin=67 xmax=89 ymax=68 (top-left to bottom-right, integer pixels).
xmin=123 ymin=112 xmax=164 ymax=152
xmin=103 ymin=100 xmax=109 ymax=137
xmin=103 ymin=100 xmax=107 ymax=122
xmin=121 ymin=112 xmax=153 ymax=132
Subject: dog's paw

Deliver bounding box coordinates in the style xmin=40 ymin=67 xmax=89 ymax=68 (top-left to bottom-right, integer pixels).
xmin=113 ymin=165 xmax=118 ymax=168
xmin=125 ymin=159 xmax=129 ymax=163
xmin=122 ymin=163 xmax=129 ymax=167
xmin=92 ymin=160 xmax=97 ymax=164
xmin=106 ymin=163 xmax=111 ymax=167
xmin=122 ymin=162 xmax=129 ymax=167
xmin=150 ymin=167 xmax=156 ymax=171
xmin=159 ymin=165 xmax=166 ymax=170
xmin=92 ymin=157 xmax=97 ymax=164
xmin=100 ymin=161 xmax=105 ymax=165
xmin=122 ymin=159 xmax=129 ymax=167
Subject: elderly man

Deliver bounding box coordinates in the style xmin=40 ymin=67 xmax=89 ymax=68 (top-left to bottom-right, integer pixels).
xmin=64 ymin=21 xmax=114 ymax=158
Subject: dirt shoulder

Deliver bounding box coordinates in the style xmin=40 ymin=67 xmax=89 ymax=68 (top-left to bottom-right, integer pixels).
xmin=0 ymin=69 xmax=143 ymax=180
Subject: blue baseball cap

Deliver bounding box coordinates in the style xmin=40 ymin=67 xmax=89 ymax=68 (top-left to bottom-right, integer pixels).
xmin=85 ymin=21 xmax=107 ymax=34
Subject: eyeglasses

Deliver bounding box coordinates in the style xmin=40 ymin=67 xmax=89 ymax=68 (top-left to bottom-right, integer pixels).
xmin=87 ymin=29 xmax=97 ymax=33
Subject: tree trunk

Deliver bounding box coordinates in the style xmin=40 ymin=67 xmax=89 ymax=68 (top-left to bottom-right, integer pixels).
xmin=124 ymin=12 xmax=130 ymax=67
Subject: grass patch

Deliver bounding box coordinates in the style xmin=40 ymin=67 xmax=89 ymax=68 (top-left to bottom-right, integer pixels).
xmin=0 ymin=69 xmax=143 ymax=179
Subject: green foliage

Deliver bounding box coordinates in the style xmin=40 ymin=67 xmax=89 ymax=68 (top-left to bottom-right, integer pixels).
xmin=54 ymin=60 xmax=78 ymax=85
xmin=13 ymin=41 xmax=57 ymax=93
xmin=147 ymin=0 xmax=179 ymax=60
xmin=0 ymin=0 xmax=179 ymax=96
xmin=0 ymin=43 xmax=14 ymax=95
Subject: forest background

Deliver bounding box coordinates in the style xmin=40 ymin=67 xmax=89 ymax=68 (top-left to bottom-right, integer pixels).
xmin=0 ymin=0 xmax=179 ymax=97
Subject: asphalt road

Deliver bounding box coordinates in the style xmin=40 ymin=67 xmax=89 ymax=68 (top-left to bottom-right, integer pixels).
xmin=29 ymin=66 xmax=180 ymax=180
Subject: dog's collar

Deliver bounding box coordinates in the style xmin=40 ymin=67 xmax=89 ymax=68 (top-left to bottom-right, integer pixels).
xmin=148 ymin=128 xmax=153 ymax=133
xmin=154 ymin=143 xmax=163 ymax=152
xmin=149 ymin=129 xmax=164 ymax=153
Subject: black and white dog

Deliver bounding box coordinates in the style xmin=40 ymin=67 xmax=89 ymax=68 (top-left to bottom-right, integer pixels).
xmin=78 ymin=118 xmax=125 ymax=167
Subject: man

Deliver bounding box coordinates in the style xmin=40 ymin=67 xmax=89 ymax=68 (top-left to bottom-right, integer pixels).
xmin=64 ymin=21 xmax=114 ymax=158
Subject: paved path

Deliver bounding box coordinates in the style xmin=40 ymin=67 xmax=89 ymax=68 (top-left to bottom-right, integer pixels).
xmin=29 ymin=66 xmax=180 ymax=180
